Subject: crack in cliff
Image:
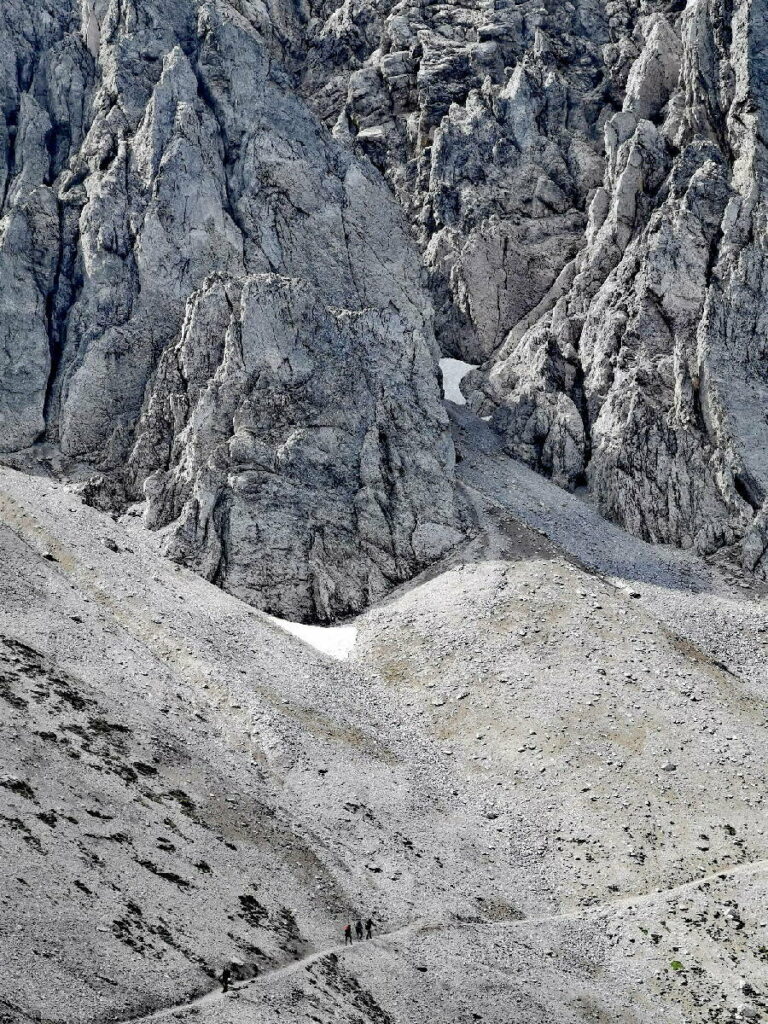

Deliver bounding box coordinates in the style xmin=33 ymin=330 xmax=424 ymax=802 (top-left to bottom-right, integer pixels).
xmin=40 ymin=198 xmax=82 ymax=442
xmin=0 ymin=108 xmax=19 ymax=214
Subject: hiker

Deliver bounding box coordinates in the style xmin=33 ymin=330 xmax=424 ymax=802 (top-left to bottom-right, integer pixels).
xmin=355 ymin=919 xmax=364 ymax=941
xmin=220 ymin=966 xmax=232 ymax=993
xmin=365 ymin=918 xmax=373 ymax=940
xmin=344 ymin=923 xmax=353 ymax=945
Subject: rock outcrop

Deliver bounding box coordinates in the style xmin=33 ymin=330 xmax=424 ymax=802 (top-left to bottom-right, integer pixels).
xmin=129 ymin=272 xmax=460 ymax=621
xmin=475 ymin=1 xmax=768 ymax=569
xmin=3 ymin=0 xmax=768 ymax=605
xmin=301 ymin=0 xmax=768 ymax=574
xmin=0 ymin=0 xmax=462 ymax=619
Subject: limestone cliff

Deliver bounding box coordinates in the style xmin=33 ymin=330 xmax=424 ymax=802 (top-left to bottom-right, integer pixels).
xmin=304 ymin=0 xmax=768 ymax=573
xmin=3 ymin=0 xmax=768 ymax=610
xmin=0 ymin=1 xmax=462 ymax=620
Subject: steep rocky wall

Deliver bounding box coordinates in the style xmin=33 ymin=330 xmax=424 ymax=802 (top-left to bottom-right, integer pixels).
xmin=129 ymin=273 xmax=460 ymax=621
xmin=3 ymin=0 xmax=768 ymax=605
xmin=302 ymin=0 xmax=768 ymax=574
xmin=480 ymin=0 xmax=768 ymax=570
xmin=0 ymin=0 xmax=462 ymax=620
xmin=301 ymin=0 xmax=640 ymax=362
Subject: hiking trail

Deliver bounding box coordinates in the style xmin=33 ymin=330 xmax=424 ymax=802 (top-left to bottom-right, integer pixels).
xmin=119 ymin=858 xmax=768 ymax=1023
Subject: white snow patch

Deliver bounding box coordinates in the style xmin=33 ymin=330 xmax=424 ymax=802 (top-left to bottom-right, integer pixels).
xmin=439 ymin=358 xmax=478 ymax=406
xmin=266 ymin=615 xmax=358 ymax=661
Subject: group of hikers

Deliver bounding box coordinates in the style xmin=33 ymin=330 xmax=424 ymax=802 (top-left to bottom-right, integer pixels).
xmin=345 ymin=918 xmax=374 ymax=943
xmin=218 ymin=917 xmax=376 ymax=993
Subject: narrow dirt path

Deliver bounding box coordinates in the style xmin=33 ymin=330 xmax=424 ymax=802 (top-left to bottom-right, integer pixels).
xmin=533 ymin=857 xmax=768 ymax=925
xmin=120 ymin=923 xmax=419 ymax=1024
xmin=119 ymin=858 xmax=767 ymax=1023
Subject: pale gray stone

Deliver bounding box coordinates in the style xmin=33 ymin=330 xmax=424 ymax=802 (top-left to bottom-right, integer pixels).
xmin=3 ymin=0 xmax=768 ymax=607
xmin=0 ymin=0 xmax=463 ymax=619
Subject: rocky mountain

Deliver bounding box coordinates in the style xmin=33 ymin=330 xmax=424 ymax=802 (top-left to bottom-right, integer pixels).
xmin=2 ymin=1 xmax=768 ymax=618
xmin=2 ymin=424 xmax=767 ymax=1023
xmin=302 ymin=0 xmax=768 ymax=578
xmin=2 ymin=6 xmax=768 ymax=1019
xmin=0 ymin=0 xmax=463 ymax=622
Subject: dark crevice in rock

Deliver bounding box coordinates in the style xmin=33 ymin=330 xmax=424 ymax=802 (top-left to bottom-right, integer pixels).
xmin=40 ymin=201 xmax=67 ymax=438
xmin=1 ymin=108 xmax=19 ymax=213
xmin=43 ymin=123 xmax=71 ymax=184
xmin=690 ymin=377 xmax=708 ymax=438
xmin=570 ymin=354 xmax=593 ymax=471
xmin=41 ymin=204 xmax=83 ymax=439
xmin=734 ymin=471 xmax=763 ymax=512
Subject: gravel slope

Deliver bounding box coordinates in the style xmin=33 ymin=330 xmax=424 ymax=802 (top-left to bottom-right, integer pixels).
xmin=2 ymin=405 xmax=767 ymax=1023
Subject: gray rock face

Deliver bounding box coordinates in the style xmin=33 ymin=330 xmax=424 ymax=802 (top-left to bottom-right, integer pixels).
xmin=129 ymin=272 xmax=460 ymax=621
xmin=303 ymin=0 xmax=768 ymax=574
xmin=3 ymin=0 xmax=768 ymax=602
xmin=305 ymin=0 xmax=614 ymax=362
xmin=480 ymin=1 xmax=768 ymax=570
xmin=0 ymin=0 xmax=462 ymax=619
